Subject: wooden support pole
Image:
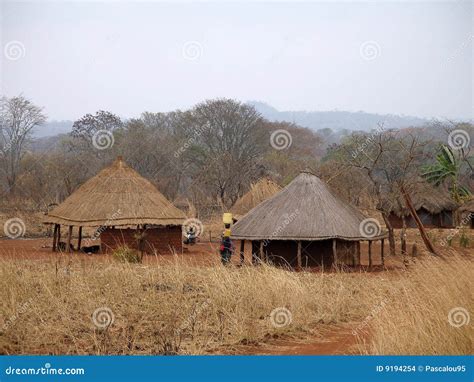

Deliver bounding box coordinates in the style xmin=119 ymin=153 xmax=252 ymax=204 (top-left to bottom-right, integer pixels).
xmin=66 ymin=226 xmax=73 ymax=253
xmin=380 ymin=238 xmax=385 ymax=267
xmin=332 ymin=239 xmax=338 ymax=267
xmin=368 ymin=240 xmax=373 ymax=269
xmin=52 ymin=224 xmax=58 ymax=252
xmin=57 ymin=225 xmax=61 ymax=250
xmin=297 ymin=241 xmax=302 ymax=270
xmin=77 ymin=226 xmax=83 ymax=251
xmin=259 ymin=241 xmax=264 ymax=263
xmin=239 ymin=240 xmax=245 ymax=265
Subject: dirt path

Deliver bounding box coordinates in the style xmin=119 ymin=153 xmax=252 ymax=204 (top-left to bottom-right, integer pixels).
xmin=219 ymin=324 xmax=365 ymax=355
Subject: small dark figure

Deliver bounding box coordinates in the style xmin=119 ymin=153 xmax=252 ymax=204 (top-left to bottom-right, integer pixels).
xmin=220 ymin=236 xmax=234 ymax=265
xmin=183 ymin=227 xmax=197 ymax=245
xmin=81 ymin=245 xmax=101 ymax=254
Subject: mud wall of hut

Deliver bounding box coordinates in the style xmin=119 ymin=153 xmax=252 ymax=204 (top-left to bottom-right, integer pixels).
xmin=251 ymin=239 xmax=359 ymax=268
xmin=101 ymin=226 xmax=182 ymax=254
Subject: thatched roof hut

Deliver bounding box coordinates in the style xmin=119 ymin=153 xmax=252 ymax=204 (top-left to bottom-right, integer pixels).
xmin=380 ymin=182 xmax=457 ymax=229
xmin=459 ymin=199 xmax=474 ymax=228
xmin=43 ymin=157 xmax=186 ymax=254
xmin=231 ymin=178 xmax=281 ymax=220
xmin=231 ymin=171 xmax=386 ymax=269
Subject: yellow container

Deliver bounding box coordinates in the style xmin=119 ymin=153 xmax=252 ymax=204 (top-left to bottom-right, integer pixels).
xmin=222 ymin=213 xmax=233 ymax=225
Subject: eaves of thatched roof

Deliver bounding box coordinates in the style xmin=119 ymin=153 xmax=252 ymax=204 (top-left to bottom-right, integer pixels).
xmin=231 ymin=171 xmax=386 ymax=241
xmin=43 ymin=157 xmax=186 ymax=227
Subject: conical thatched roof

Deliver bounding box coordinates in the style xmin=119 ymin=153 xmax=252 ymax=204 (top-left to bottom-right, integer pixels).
xmin=231 ymin=178 xmax=281 ymax=219
xmin=43 ymin=157 xmax=186 ymax=227
xmin=379 ymin=182 xmax=457 ymax=216
xmin=231 ymin=172 xmax=385 ymax=241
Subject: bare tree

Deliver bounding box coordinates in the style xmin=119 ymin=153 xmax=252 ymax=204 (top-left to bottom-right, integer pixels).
xmin=0 ymin=95 xmax=46 ymax=192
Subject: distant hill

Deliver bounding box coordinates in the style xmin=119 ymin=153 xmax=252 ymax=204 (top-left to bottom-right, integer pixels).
xmin=33 ymin=120 xmax=73 ymax=138
xmin=248 ymin=101 xmax=430 ymax=132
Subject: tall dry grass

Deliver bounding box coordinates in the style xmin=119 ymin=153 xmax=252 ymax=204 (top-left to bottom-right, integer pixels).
xmin=360 ymin=254 xmax=473 ymax=355
xmin=0 ymin=252 xmax=471 ymax=355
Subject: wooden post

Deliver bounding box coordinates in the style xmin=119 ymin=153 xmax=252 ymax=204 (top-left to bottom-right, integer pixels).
xmin=380 ymin=238 xmax=385 ymax=267
xmin=52 ymin=224 xmax=58 ymax=252
xmin=66 ymin=226 xmax=73 ymax=253
xmin=368 ymin=240 xmax=373 ymax=269
xmin=77 ymin=226 xmax=83 ymax=251
xmin=57 ymin=225 xmax=61 ymax=250
xmin=297 ymin=241 xmax=302 ymax=270
xmin=239 ymin=240 xmax=245 ymax=265
xmin=332 ymin=239 xmax=338 ymax=267
xmin=259 ymin=241 xmax=264 ymax=263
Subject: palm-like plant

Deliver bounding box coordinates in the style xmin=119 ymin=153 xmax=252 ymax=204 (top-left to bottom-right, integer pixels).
xmin=422 ymin=145 xmax=471 ymax=203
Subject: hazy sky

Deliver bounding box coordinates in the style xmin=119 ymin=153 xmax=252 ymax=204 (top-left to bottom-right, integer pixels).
xmin=1 ymin=1 xmax=472 ymax=121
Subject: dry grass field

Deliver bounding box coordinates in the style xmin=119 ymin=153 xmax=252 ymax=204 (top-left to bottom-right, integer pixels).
xmin=0 ymin=229 xmax=472 ymax=356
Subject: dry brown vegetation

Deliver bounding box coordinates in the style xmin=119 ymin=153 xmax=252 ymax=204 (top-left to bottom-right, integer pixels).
xmin=0 ymin=250 xmax=471 ymax=355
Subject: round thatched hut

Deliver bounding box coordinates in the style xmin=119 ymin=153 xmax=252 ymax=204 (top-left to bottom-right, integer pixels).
xmin=231 ymin=171 xmax=386 ymax=269
xmin=380 ymin=183 xmax=457 ymax=229
xmin=43 ymin=157 xmax=186 ymax=254
xmin=231 ymin=178 xmax=281 ymax=221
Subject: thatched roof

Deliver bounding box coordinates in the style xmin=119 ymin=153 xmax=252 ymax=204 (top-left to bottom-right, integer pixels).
xmin=231 ymin=171 xmax=386 ymax=241
xmin=459 ymin=199 xmax=474 ymax=213
xmin=43 ymin=157 xmax=186 ymax=227
xmin=231 ymin=178 xmax=281 ymax=219
xmin=380 ymin=182 xmax=457 ymax=217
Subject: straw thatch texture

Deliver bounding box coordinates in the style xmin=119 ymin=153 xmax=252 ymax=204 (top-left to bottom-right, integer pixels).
xmin=231 ymin=178 xmax=281 ymax=219
xmin=43 ymin=157 xmax=186 ymax=227
xmin=380 ymin=182 xmax=457 ymax=217
xmin=459 ymin=199 xmax=474 ymax=213
xmin=231 ymin=172 xmax=385 ymax=241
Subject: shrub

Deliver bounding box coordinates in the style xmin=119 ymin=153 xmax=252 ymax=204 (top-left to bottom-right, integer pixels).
xmin=112 ymin=246 xmax=143 ymax=263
